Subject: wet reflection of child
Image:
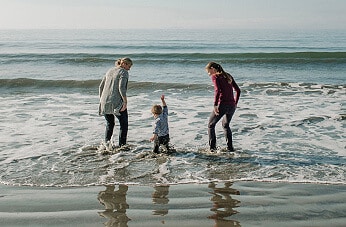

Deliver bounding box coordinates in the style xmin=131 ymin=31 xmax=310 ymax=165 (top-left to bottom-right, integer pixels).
xmin=152 ymin=185 xmax=170 ymax=224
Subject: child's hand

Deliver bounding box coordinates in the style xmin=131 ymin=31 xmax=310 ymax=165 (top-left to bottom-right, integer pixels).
xmin=150 ymin=134 xmax=157 ymax=142
xmin=161 ymin=94 xmax=167 ymax=107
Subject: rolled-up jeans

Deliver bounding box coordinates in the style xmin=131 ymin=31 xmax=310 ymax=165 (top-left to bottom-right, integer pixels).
xmin=153 ymin=134 xmax=170 ymax=153
xmin=208 ymin=104 xmax=236 ymax=150
xmin=104 ymin=109 xmax=128 ymax=146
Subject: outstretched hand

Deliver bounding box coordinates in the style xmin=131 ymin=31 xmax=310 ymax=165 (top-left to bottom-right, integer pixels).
xmin=161 ymin=94 xmax=167 ymax=106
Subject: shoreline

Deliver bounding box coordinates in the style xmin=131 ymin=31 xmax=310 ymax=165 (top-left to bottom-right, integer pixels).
xmin=1 ymin=181 xmax=345 ymax=227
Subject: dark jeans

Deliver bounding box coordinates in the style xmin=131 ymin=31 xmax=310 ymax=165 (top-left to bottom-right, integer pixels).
xmin=153 ymin=134 xmax=170 ymax=153
xmin=208 ymin=104 xmax=236 ymax=150
xmin=104 ymin=109 xmax=128 ymax=146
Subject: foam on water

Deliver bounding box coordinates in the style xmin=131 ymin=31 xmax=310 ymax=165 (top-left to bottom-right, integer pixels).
xmin=0 ymin=82 xmax=344 ymax=187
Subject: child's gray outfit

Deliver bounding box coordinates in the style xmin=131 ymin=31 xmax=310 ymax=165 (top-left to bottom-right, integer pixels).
xmin=152 ymin=106 xmax=170 ymax=153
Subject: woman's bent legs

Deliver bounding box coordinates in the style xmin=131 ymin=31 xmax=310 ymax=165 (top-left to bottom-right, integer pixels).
xmin=208 ymin=105 xmax=235 ymax=151
xmin=104 ymin=109 xmax=128 ymax=146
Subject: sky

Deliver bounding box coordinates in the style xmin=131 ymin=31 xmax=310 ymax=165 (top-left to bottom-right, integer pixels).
xmin=0 ymin=0 xmax=345 ymax=30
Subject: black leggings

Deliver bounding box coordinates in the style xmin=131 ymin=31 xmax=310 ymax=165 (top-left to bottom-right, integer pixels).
xmin=104 ymin=109 xmax=128 ymax=146
xmin=208 ymin=104 xmax=236 ymax=150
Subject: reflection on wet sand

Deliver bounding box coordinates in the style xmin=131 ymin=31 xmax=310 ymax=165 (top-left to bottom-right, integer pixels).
xmin=208 ymin=182 xmax=241 ymax=227
xmin=152 ymin=184 xmax=170 ymax=224
xmin=97 ymin=184 xmax=130 ymax=227
xmin=96 ymin=183 xmax=241 ymax=226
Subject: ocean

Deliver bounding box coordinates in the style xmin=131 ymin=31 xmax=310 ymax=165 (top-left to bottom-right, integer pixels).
xmin=0 ymin=29 xmax=345 ymax=187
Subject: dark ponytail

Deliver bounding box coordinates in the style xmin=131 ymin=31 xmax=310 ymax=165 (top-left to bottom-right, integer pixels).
xmin=205 ymin=62 xmax=232 ymax=83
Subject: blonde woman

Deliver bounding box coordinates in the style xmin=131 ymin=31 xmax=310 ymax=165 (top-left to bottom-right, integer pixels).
xmin=99 ymin=57 xmax=133 ymax=148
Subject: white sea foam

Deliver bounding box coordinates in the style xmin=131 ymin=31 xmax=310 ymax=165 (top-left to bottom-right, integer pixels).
xmin=0 ymin=83 xmax=345 ymax=186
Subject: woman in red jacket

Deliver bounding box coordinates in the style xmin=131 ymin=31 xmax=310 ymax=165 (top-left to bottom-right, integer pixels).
xmin=205 ymin=62 xmax=241 ymax=152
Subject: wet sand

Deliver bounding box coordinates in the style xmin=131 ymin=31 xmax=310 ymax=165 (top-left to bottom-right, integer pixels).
xmin=1 ymin=181 xmax=345 ymax=227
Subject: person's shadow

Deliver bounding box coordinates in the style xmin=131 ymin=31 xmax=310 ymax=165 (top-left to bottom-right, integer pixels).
xmin=97 ymin=184 xmax=131 ymax=227
xmin=208 ymin=182 xmax=241 ymax=227
xmin=152 ymin=184 xmax=170 ymax=224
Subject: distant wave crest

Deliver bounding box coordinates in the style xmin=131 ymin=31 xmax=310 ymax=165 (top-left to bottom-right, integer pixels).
xmin=1 ymin=78 xmax=344 ymax=92
xmin=1 ymin=52 xmax=346 ymax=65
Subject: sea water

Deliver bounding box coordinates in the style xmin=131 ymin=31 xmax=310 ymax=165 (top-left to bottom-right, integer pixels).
xmin=0 ymin=29 xmax=345 ymax=187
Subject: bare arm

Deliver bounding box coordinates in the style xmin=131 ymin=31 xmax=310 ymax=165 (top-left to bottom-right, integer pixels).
xmin=232 ymin=79 xmax=241 ymax=105
xmin=161 ymin=94 xmax=166 ymax=107
xmin=150 ymin=133 xmax=158 ymax=142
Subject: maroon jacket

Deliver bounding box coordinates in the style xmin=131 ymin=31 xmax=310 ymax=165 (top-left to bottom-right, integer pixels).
xmin=211 ymin=74 xmax=241 ymax=107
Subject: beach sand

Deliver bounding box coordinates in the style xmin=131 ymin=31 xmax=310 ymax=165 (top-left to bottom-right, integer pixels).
xmin=0 ymin=181 xmax=345 ymax=227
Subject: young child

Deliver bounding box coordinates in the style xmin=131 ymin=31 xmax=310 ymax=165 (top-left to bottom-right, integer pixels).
xmin=150 ymin=95 xmax=170 ymax=153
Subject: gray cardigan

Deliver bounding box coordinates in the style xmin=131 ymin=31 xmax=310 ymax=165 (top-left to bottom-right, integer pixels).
xmin=99 ymin=67 xmax=129 ymax=115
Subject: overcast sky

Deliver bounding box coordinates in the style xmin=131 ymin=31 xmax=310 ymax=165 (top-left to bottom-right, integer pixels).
xmin=0 ymin=0 xmax=345 ymax=29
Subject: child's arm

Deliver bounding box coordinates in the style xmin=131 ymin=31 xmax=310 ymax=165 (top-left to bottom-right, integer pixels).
xmin=150 ymin=133 xmax=157 ymax=142
xmin=161 ymin=95 xmax=167 ymax=107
